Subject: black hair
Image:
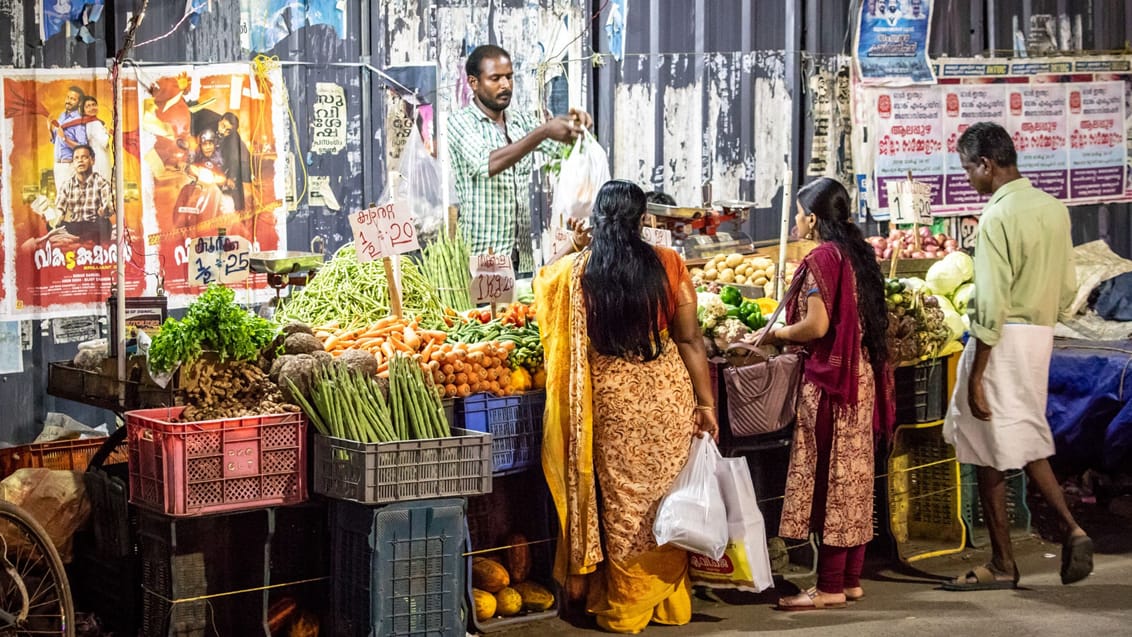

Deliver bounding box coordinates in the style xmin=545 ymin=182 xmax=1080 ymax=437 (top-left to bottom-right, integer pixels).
xmin=221 ymin=111 xmax=240 ymax=127
xmin=72 ymin=144 xmax=94 ymax=158
xmin=582 ymin=180 xmax=671 ymax=361
xmin=67 ymin=86 xmax=85 ymax=97
xmin=646 ymin=191 xmax=676 ymax=206
xmin=465 ymin=45 xmax=511 ymax=78
xmin=79 ymin=95 xmax=98 ymax=108
xmin=956 ymin=121 xmax=1017 ymax=167
xmin=797 ymin=177 xmax=889 ymax=370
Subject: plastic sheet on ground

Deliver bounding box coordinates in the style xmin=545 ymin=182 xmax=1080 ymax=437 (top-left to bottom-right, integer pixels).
xmin=1047 ymin=339 xmax=1132 ymax=472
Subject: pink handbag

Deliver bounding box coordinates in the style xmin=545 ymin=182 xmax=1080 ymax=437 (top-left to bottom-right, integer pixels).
xmin=722 ymin=276 xmax=804 ymax=437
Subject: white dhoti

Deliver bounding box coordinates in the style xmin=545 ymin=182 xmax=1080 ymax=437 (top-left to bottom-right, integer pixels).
xmin=943 ymin=324 xmax=1056 ymax=471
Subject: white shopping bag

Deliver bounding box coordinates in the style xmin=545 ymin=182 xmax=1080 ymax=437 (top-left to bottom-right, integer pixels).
xmin=551 ymin=129 xmax=610 ymax=222
xmin=689 ymin=456 xmax=775 ymax=592
xmin=653 ymin=434 xmax=728 ymax=560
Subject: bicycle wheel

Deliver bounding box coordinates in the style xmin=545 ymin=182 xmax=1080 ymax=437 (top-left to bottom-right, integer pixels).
xmin=0 ymin=500 xmax=75 ymax=637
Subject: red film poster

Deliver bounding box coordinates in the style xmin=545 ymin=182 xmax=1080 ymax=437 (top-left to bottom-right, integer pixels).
xmin=137 ymin=63 xmax=288 ymax=307
xmin=1 ymin=69 xmax=145 ymax=318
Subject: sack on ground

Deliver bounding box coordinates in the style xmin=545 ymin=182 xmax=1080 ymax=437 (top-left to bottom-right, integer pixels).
xmin=653 ymin=434 xmax=728 ymax=560
xmin=551 ymin=130 xmax=610 ymax=221
xmin=689 ymin=456 xmax=774 ymax=592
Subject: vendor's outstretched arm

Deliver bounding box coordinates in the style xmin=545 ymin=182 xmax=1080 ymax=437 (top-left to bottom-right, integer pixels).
xmin=487 ymin=116 xmax=578 ymax=177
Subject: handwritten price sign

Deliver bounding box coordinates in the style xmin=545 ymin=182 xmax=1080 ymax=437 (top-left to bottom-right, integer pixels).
xmin=349 ymin=201 xmax=419 ymax=263
xmin=189 ymin=234 xmax=250 ymax=286
xmin=641 ymin=226 xmax=673 ymax=248
xmin=469 ymin=253 xmax=515 ymax=305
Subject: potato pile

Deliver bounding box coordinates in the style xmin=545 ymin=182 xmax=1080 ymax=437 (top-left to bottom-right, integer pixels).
xmin=691 ymin=253 xmax=797 ymax=292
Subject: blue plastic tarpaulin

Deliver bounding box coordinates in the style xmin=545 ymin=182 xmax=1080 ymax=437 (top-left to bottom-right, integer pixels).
xmin=1047 ymin=340 xmax=1132 ymax=472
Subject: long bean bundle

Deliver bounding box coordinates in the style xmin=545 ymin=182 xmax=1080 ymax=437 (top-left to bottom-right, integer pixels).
xmin=421 ymin=232 xmax=474 ymax=311
xmin=287 ymin=363 xmax=396 ymax=442
xmin=390 ymin=354 xmax=451 ymax=439
xmin=274 ymin=243 xmax=447 ymax=329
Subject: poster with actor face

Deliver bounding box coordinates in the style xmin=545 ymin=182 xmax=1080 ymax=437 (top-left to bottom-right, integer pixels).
xmin=136 ymin=63 xmax=288 ymax=307
xmin=0 ymin=69 xmax=145 ymax=318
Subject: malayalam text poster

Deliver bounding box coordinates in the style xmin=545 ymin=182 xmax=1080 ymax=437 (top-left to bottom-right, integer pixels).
xmin=1007 ymin=84 xmax=1069 ymax=199
xmin=1067 ymin=82 xmax=1126 ymax=200
xmin=874 ymin=86 xmax=945 ymax=211
xmin=941 ymin=84 xmax=1006 ymax=209
xmin=854 ymin=0 xmax=936 ymax=86
xmin=1 ymin=69 xmax=145 ymax=318
xmin=137 ymin=63 xmax=288 ymax=307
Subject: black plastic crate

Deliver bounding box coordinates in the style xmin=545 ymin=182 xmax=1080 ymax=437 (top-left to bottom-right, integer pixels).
xmin=330 ymin=498 xmax=467 ymax=637
xmin=458 ymin=391 xmax=546 ymax=475
xmin=70 ymin=530 xmax=142 ymax=636
xmin=466 ymin=474 xmax=559 ymax=633
xmin=139 ymin=503 xmax=328 ymax=636
xmin=894 ymin=356 xmax=948 ymax=424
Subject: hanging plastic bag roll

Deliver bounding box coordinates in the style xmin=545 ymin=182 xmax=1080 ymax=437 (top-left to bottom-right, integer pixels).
xmin=551 ymin=129 xmax=611 ymax=221
xmin=397 ymin=122 xmax=446 ymax=244
xmin=689 ymin=456 xmax=775 ymax=592
xmin=652 ymin=433 xmax=728 ymax=560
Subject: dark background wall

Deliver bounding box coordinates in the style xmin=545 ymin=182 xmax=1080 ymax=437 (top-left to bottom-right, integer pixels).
xmin=2 ymin=0 xmax=1131 ymax=442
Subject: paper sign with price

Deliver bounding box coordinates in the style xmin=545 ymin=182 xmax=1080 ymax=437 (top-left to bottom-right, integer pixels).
xmin=349 ymin=201 xmax=419 ymax=262
xmin=641 ymin=226 xmax=673 ymax=248
xmin=541 ymin=225 xmax=574 ymax=265
xmin=470 ymin=253 xmax=515 ymax=305
xmin=189 ymin=234 xmax=251 ymax=286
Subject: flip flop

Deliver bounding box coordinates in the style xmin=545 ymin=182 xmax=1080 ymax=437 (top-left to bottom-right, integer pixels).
xmin=941 ymin=564 xmax=1019 ymax=591
xmin=776 ymin=588 xmax=848 ymax=611
xmin=1061 ymin=534 xmax=1094 ymax=585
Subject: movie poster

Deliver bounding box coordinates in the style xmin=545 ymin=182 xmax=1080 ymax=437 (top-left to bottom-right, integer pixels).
xmin=0 ymin=69 xmax=145 ymax=318
xmin=136 ymin=63 xmax=289 ymax=307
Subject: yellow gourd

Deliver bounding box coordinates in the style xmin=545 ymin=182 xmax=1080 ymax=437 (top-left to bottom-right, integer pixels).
xmin=531 ymin=368 xmax=547 ymax=389
xmin=512 ymin=581 xmax=555 ymax=612
xmin=510 ymin=367 xmax=532 ymax=392
xmin=494 ymin=587 xmax=523 ymax=617
xmin=472 ymin=588 xmax=497 ymax=622
xmin=472 ymin=557 xmax=510 ymax=593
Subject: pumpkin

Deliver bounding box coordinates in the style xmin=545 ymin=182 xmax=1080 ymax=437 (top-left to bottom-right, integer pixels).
xmin=472 ymin=588 xmax=497 ymax=622
xmin=512 ymin=581 xmax=555 ymax=612
xmin=504 ymin=533 xmax=531 ymax=583
xmin=472 ymin=557 xmax=510 ymax=593
xmin=494 ymin=586 xmax=523 ymax=617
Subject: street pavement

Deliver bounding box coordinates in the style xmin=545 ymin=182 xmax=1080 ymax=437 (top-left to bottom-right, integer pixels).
xmin=500 ymin=497 xmax=1132 ymax=636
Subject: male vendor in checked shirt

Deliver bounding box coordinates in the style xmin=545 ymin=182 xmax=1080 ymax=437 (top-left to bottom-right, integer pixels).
xmin=448 ymin=44 xmax=592 ymax=275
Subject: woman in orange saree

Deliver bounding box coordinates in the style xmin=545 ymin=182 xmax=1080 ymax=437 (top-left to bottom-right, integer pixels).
xmin=535 ymin=180 xmax=717 ymax=634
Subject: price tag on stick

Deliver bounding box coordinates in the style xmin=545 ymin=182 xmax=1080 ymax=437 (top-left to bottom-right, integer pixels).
xmin=641 ymin=226 xmax=672 ymax=248
xmin=470 ymin=253 xmax=516 ymax=306
xmin=189 ymin=234 xmax=250 ymax=286
xmin=349 ymin=201 xmax=420 ymax=262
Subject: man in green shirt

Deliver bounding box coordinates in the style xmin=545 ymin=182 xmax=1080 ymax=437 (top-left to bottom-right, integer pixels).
xmin=943 ymin=122 xmax=1092 ymax=591
xmin=448 ymin=44 xmax=592 ymax=275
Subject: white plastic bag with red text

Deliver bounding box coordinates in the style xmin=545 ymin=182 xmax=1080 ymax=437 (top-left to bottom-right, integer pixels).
xmin=551 ymin=129 xmax=610 ymax=222
xmin=652 ymin=433 xmax=728 ymax=560
xmin=689 ymin=456 xmax=774 ymax=592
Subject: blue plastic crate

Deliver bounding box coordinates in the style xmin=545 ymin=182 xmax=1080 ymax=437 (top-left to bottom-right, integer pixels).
xmin=458 ymin=391 xmax=546 ymax=475
xmin=960 ymin=463 xmax=1031 ymax=548
xmin=330 ymin=499 xmax=466 ymax=637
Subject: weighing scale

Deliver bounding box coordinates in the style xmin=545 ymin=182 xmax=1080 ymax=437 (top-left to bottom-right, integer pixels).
xmin=249 ymin=238 xmax=325 ymax=309
xmin=645 ymin=199 xmax=756 ymax=261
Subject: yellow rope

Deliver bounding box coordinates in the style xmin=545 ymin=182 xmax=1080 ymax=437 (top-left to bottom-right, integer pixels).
xmin=140 ymin=575 xmax=328 ymax=605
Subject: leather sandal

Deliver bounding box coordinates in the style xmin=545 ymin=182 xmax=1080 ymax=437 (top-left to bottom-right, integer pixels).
xmin=941 ymin=563 xmax=1019 ymax=591
xmin=776 ymin=587 xmax=848 ymax=611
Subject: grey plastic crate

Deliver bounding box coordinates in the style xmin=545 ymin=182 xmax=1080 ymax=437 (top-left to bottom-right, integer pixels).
xmin=960 ymin=463 xmax=1031 ymax=547
xmin=330 ymin=499 xmax=467 ymax=637
xmin=312 ymin=428 xmax=493 ymax=504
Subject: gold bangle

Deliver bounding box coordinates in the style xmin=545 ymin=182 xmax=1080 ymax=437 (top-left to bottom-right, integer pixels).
xmin=695 ymin=405 xmax=715 ymax=411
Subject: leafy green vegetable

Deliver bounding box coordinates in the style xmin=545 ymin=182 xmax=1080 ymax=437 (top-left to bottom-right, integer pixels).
xmin=148 ymin=284 xmax=277 ymax=373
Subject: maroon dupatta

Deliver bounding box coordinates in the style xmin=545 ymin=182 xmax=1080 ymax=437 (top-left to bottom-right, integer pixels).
xmin=786 ymin=242 xmax=895 ymax=436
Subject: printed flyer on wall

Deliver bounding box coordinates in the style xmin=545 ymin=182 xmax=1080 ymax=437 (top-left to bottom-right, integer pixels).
xmin=854 ymin=0 xmax=935 ymax=86
xmin=0 ymin=69 xmax=146 ymax=319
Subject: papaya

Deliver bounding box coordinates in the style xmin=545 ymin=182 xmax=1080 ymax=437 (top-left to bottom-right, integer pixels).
xmin=512 ymin=581 xmax=555 ymax=612
xmin=472 ymin=556 xmax=510 ymax=593
xmin=494 ymin=586 xmax=523 ymax=617
xmin=472 ymin=588 xmax=497 ymax=622
xmin=504 ymin=533 xmax=531 ymax=583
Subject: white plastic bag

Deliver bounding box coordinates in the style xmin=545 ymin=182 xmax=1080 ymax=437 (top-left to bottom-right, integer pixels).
xmin=653 ymin=434 xmax=728 ymax=560
xmin=397 ymin=123 xmax=445 ymax=244
xmin=689 ymin=456 xmax=775 ymax=592
xmin=551 ymin=129 xmax=610 ymax=222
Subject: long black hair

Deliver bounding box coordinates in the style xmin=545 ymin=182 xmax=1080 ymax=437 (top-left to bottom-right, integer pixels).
xmin=582 ymin=180 xmax=670 ymax=361
xmin=798 ymin=178 xmax=889 ymax=370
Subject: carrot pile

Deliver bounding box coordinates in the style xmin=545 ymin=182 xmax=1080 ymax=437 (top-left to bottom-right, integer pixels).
xmin=314 ymin=316 xmax=517 ymax=398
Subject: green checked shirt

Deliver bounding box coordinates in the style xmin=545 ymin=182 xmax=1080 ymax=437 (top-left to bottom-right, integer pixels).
xmin=447 ymin=105 xmax=559 ymax=274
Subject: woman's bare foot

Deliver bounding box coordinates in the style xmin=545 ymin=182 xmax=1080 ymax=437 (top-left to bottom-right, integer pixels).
xmin=844 ymin=586 xmax=864 ymax=601
xmin=776 ymin=588 xmax=848 ymax=611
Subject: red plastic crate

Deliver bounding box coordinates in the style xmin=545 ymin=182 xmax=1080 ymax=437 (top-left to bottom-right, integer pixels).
xmin=126 ymin=407 xmax=307 ymax=517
